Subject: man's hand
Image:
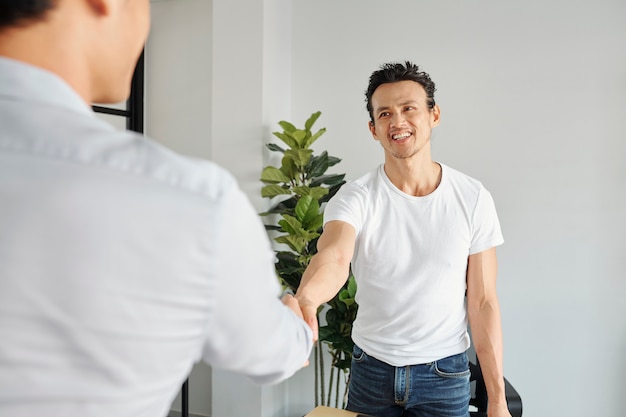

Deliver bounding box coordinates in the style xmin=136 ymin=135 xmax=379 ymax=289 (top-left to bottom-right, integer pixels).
xmin=291 ymin=220 xmax=356 ymax=342
xmin=281 ymin=292 xmax=302 ymax=319
xmin=294 ymin=296 xmax=319 ymax=342
xmin=281 ymin=293 xmax=311 ymax=367
xmin=487 ymin=401 xmax=512 ymax=417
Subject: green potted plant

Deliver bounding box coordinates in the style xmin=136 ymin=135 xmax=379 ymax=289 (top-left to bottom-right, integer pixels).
xmin=260 ymin=111 xmax=357 ymax=408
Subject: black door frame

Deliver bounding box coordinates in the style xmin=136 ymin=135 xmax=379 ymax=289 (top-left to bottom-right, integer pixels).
xmin=92 ymin=50 xmax=144 ymax=134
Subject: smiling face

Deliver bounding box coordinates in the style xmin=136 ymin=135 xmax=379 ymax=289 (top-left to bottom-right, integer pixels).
xmin=368 ymin=80 xmax=440 ymax=161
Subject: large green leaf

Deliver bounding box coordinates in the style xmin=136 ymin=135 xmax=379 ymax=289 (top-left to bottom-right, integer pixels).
xmin=310 ymin=173 xmax=346 ymax=187
xmin=309 ymin=186 xmax=330 ymax=201
xmin=285 ymin=148 xmax=313 ymax=167
xmin=333 ymin=299 xmax=347 ymax=314
xmin=338 ymin=288 xmax=355 ymax=307
xmin=260 ymin=166 xmax=291 ymax=184
xmin=278 ymin=214 xmax=302 ymax=235
xmin=295 ymin=195 xmax=319 ymax=224
xmin=278 ymin=120 xmax=297 ymax=133
xmin=304 ymin=111 xmax=321 ymax=131
xmin=275 ymin=250 xmax=299 ymax=264
xmin=275 ymin=251 xmax=301 ymax=271
xmin=347 ymin=275 xmax=357 ymax=298
xmin=293 ymin=186 xmax=329 ymax=201
xmin=283 ymin=195 xmax=324 ymax=229
xmin=278 ymin=214 xmax=319 ymax=240
xmin=319 ymin=182 xmax=346 ymax=203
xmin=274 ymin=251 xmax=304 ymax=291
xmin=307 ymin=151 xmax=329 ymax=178
xmin=303 ymin=213 xmax=324 ymax=232
xmin=275 ymin=234 xmax=307 ymax=253
xmin=318 ymin=326 xmax=333 ymax=342
xmin=291 ymin=130 xmax=307 ymax=148
xmin=273 ymin=131 xmax=298 ymax=149
xmin=325 ymin=308 xmax=338 ymax=324
xmin=261 ymin=184 xmax=291 ymax=198
xmin=327 ymin=155 xmax=342 ymax=167
xmin=280 ymin=156 xmax=298 ymax=181
xmin=303 ymin=127 xmax=326 ymax=149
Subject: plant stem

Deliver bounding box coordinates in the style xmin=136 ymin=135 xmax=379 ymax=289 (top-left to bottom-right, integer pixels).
xmin=313 ymin=344 xmax=319 ymax=407
xmin=326 ymin=357 xmax=335 ymax=407
xmin=335 ymin=365 xmax=340 ymax=409
xmin=318 ymin=340 xmax=325 ymax=406
xmin=343 ymin=370 xmax=351 ymax=409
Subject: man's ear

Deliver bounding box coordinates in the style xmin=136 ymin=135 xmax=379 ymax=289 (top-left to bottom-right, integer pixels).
xmin=368 ymin=121 xmax=378 ymax=141
xmin=431 ymin=104 xmax=441 ymax=127
xmin=85 ymin=0 xmax=111 ymax=16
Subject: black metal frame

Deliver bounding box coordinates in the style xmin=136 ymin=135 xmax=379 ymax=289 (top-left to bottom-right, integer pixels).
xmin=181 ymin=379 xmax=189 ymax=417
xmin=92 ymin=50 xmax=144 ymax=133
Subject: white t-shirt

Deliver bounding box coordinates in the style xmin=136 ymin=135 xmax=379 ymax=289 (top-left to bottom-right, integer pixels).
xmin=324 ymin=163 xmax=503 ymax=366
xmin=0 ymin=57 xmax=312 ymax=417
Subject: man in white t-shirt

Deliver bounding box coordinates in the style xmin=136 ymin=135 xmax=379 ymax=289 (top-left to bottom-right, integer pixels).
xmin=295 ymin=62 xmax=511 ymax=417
xmin=0 ymin=2 xmax=312 ymax=417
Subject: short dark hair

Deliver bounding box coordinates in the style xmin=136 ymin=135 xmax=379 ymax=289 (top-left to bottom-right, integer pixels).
xmin=365 ymin=61 xmax=437 ymax=123
xmin=0 ymin=0 xmax=57 ymax=28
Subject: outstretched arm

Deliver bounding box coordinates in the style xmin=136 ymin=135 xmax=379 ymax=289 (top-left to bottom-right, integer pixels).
xmin=467 ymin=247 xmax=512 ymax=417
xmin=295 ymin=220 xmax=356 ymax=340
xmin=203 ymin=186 xmax=313 ymax=384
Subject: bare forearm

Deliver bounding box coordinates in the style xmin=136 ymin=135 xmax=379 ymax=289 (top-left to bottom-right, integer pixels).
xmin=296 ymin=221 xmax=355 ymax=308
xmin=296 ymin=251 xmax=350 ymax=307
xmin=468 ymin=298 xmax=506 ymax=405
xmin=295 ymin=221 xmax=355 ymax=340
xmin=466 ymin=249 xmax=510 ymax=416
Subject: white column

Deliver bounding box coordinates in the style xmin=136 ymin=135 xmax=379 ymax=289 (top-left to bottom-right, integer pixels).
xmin=146 ymin=1 xmax=214 ymax=415
xmin=210 ymin=0 xmax=264 ymax=210
xmin=146 ymin=0 xmax=213 ymax=160
xmin=211 ymin=1 xmax=317 ymax=416
xmin=211 ymin=0 xmax=274 ymax=414
xmin=148 ymin=0 xmax=311 ymax=414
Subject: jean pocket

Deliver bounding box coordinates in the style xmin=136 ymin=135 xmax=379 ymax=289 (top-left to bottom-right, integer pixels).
xmin=352 ymin=344 xmax=367 ymax=363
xmin=433 ymin=352 xmax=471 ymax=378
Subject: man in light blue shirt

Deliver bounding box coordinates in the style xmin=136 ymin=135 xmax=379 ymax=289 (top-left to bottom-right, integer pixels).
xmin=0 ymin=2 xmax=313 ymax=416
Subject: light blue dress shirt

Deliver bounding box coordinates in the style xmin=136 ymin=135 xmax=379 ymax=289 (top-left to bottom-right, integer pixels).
xmin=0 ymin=57 xmax=312 ymax=417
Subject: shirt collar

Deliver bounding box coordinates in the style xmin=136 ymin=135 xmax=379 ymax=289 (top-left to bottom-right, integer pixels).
xmin=0 ymin=56 xmax=94 ymax=117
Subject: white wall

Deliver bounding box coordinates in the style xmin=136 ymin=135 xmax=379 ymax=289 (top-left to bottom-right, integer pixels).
xmin=290 ymin=1 xmax=626 ymax=416
xmin=145 ymin=0 xmax=626 ymax=416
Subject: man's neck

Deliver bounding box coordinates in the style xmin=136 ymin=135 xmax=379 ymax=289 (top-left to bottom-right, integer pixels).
xmin=0 ymin=23 xmax=91 ymax=104
xmin=383 ymin=155 xmax=442 ymax=197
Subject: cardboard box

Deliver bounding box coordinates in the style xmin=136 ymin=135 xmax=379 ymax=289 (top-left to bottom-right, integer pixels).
xmin=304 ymin=406 xmax=373 ymax=417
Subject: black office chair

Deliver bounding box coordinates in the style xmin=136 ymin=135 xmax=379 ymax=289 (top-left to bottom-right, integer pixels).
xmin=468 ymin=354 xmax=522 ymax=417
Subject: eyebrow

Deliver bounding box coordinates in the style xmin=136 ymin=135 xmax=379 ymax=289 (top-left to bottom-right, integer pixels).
xmin=374 ymin=100 xmax=420 ymax=115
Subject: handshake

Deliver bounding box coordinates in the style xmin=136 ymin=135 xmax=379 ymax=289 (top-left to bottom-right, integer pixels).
xmin=281 ymin=288 xmax=319 ymax=367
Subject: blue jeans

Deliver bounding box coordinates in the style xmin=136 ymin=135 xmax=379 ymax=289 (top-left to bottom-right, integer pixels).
xmin=346 ymin=345 xmax=470 ymax=417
